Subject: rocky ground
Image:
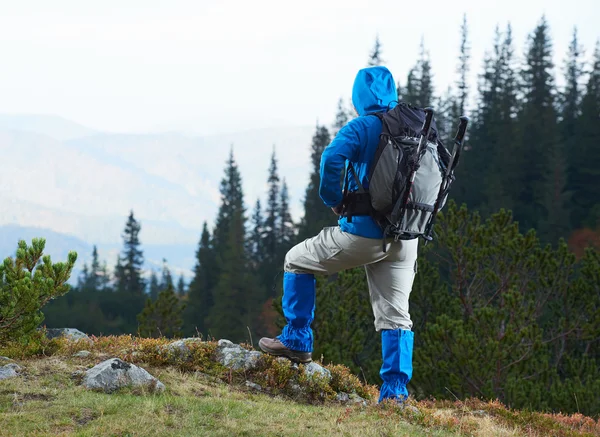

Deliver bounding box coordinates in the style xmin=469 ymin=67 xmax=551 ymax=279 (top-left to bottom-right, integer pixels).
xmin=0 ymin=329 xmax=598 ymax=437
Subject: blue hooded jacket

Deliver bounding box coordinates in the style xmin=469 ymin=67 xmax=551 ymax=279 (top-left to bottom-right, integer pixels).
xmin=319 ymin=66 xmax=398 ymax=239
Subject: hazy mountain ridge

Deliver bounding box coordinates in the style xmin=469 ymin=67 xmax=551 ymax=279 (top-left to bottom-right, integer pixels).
xmin=0 ymin=114 xmax=316 ymax=283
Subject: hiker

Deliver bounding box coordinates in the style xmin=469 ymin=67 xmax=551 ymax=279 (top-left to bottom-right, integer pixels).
xmin=259 ymin=66 xmax=418 ymax=404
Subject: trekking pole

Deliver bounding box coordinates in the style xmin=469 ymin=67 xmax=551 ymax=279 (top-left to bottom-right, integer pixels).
xmin=423 ymin=115 xmax=469 ymax=241
xmin=393 ymin=107 xmax=435 ymax=232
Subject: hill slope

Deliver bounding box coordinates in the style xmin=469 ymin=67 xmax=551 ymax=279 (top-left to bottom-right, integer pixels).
xmin=0 ymin=335 xmax=598 ymax=437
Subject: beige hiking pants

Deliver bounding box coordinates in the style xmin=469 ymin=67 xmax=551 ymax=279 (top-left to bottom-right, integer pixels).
xmin=284 ymin=226 xmax=419 ymax=331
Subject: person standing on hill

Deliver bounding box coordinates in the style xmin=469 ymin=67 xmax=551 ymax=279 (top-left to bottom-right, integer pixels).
xmin=259 ymin=66 xmax=419 ymax=404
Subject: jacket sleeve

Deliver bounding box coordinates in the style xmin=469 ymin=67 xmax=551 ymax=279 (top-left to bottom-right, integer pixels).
xmin=318 ymin=121 xmax=362 ymax=208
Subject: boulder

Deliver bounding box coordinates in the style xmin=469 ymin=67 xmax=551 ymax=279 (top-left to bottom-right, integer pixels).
xmin=348 ymin=393 xmax=368 ymax=407
xmin=336 ymin=392 xmax=350 ymax=402
xmin=0 ymin=363 xmax=21 ymax=380
xmin=303 ymin=362 xmax=331 ymax=381
xmin=216 ymin=339 xmax=262 ymax=371
xmin=245 ymin=381 xmax=262 ymax=391
xmin=73 ymin=350 xmax=91 ymax=358
xmin=161 ymin=338 xmax=204 ymax=361
xmin=45 ymin=328 xmax=92 ymax=344
xmin=82 ymin=358 xmax=165 ymax=393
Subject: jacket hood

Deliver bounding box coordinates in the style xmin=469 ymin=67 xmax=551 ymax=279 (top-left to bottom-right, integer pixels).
xmin=351 ymin=66 xmax=398 ymax=116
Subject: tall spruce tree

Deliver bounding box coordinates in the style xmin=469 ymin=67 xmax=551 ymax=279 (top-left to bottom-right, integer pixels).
xmin=333 ymin=97 xmax=350 ymax=136
xmin=248 ymin=199 xmax=264 ymax=270
xmin=148 ymin=270 xmax=160 ymax=301
xmin=298 ymin=124 xmax=336 ymax=240
xmin=263 ymin=150 xmax=280 ymax=271
xmin=517 ymin=17 xmax=568 ymax=240
xmin=368 ymin=35 xmax=383 ymax=66
xmin=114 ymin=211 xmax=145 ymax=295
xmin=560 ymin=28 xmax=585 ymax=228
xmin=206 ymin=150 xmax=261 ymax=341
xmin=176 ymin=274 xmax=186 ymax=298
xmin=403 ymin=39 xmax=434 ymax=107
xmin=184 ymin=222 xmax=215 ymax=336
xmin=137 ymin=283 xmax=185 ymax=339
xmin=278 ymin=179 xmax=296 ymax=257
xmin=160 ymin=258 xmax=173 ymax=290
xmin=572 ymin=42 xmax=600 ymax=228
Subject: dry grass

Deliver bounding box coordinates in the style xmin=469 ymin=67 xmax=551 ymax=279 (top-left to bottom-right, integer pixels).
xmin=1 ymin=334 xmax=598 ymax=437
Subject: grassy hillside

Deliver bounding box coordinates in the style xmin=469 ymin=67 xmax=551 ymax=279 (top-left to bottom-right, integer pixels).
xmin=0 ymin=335 xmax=598 ymax=437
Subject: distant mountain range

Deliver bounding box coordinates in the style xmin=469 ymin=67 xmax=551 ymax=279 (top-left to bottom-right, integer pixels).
xmin=0 ymin=114 xmax=316 ymax=283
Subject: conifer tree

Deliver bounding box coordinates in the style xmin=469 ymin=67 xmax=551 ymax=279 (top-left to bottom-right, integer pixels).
xmin=248 ymin=199 xmax=264 ymax=271
xmin=137 ymin=283 xmax=185 ymax=338
xmin=206 ymin=150 xmax=261 ymax=341
xmin=517 ymin=17 xmax=568 ymax=240
xmin=184 ymin=222 xmax=215 ymax=335
xmin=160 ymin=258 xmax=173 ymax=290
xmin=176 ymin=275 xmax=186 ymax=298
xmin=114 ymin=211 xmax=145 ymax=295
xmin=333 ymin=97 xmax=349 ymax=136
xmin=298 ymin=124 xmax=335 ymax=240
xmin=402 ymin=40 xmax=434 ymax=108
xmin=263 ymin=149 xmax=280 ymax=273
xmin=148 ymin=270 xmax=159 ymax=301
xmin=572 ymin=42 xmax=600 ymax=228
xmin=368 ymin=35 xmax=383 ymax=66
xmin=278 ymin=179 xmax=296 ymax=257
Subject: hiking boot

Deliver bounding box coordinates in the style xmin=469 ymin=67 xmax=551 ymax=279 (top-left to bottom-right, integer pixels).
xmin=258 ymin=337 xmax=312 ymax=363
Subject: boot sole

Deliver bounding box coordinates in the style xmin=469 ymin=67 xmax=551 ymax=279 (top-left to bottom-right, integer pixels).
xmin=258 ymin=340 xmax=312 ymax=363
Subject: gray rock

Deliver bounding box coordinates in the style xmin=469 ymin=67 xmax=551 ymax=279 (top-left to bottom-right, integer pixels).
xmin=82 ymin=358 xmax=165 ymax=393
xmin=275 ymin=357 xmax=299 ymax=370
xmin=161 ymin=338 xmax=204 ymax=361
xmin=73 ymin=350 xmax=91 ymax=358
xmin=336 ymin=392 xmax=350 ymax=402
xmin=0 ymin=363 xmax=21 ymax=380
xmin=245 ymin=380 xmax=262 ymax=391
xmin=45 ymin=328 xmax=92 ymax=343
xmin=217 ymin=339 xmax=234 ymax=348
xmin=216 ymin=339 xmax=262 ymax=371
xmin=0 ymin=356 xmax=12 ymax=362
xmin=349 ymin=393 xmax=368 ymax=407
xmin=472 ymin=409 xmax=487 ymax=417
xmin=403 ymin=404 xmax=420 ymax=414
xmin=303 ymin=362 xmax=331 ymax=381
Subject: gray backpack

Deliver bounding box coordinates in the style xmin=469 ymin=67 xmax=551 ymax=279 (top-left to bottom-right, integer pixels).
xmin=341 ymin=102 xmax=468 ymax=245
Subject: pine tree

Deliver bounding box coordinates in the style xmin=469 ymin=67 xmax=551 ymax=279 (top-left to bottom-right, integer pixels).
xmin=114 ymin=211 xmax=145 ymax=295
xmin=333 ymin=97 xmax=349 ymax=136
xmin=148 ymin=270 xmax=160 ymax=301
xmin=206 ymin=150 xmax=261 ymax=341
xmin=298 ymin=124 xmax=336 ymax=240
xmin=402 ymin=40 xmax=433 ymax=107
xmin=184 ymin=222 xmax=215 ymax=336
xmin=517 ymin=17 xmax=568 ymax=240
xmin=77 ymin=263 xmax=89 ymax=291
xmin=160 ymin=258 xmax=173 ymax=290
xmin=176 ymin=275 xmax=186 ymax=298
xmin=248 ymin=199 xmax=264 ymax=270
xmin=368 ymin=35 xmax=383 ymax=66
xmin=402 ymin=67 xmax=419 ymax=104
xmin=560 ymin=28 xmax=586 ymax=228
xmin=137 ymin=283 xmax=185 ymax=338
xmin=278 ymin=179 xmax=296 ymax=257
xmin=263 ymin=149 xmax=280 ymax=269
xmin=572 ymin=42 xmax=600 ymax=228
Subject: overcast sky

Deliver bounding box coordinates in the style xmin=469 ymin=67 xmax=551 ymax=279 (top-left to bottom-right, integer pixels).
xmin=1 ymin=0 xmax=598 ymax=135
